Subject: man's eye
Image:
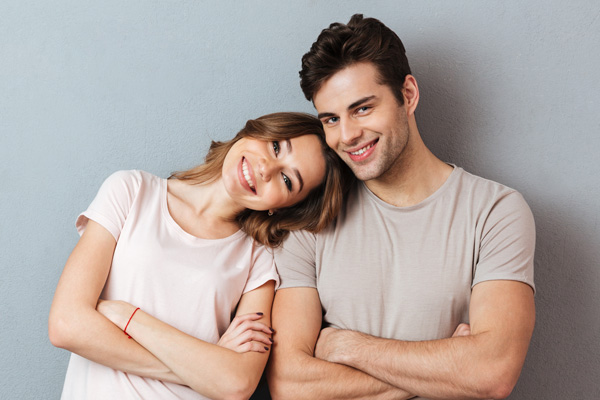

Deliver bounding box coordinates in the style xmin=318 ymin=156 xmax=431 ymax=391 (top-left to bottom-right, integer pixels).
xmin=282 ymin=173 xmax=292 ymax=191
xmin=357 ymin=106 xmax=370 ymax=113
xmin=272 ymin=141 xmax=280 ymax=155
xmin=325 ymin=117 xmax=339 ymax=125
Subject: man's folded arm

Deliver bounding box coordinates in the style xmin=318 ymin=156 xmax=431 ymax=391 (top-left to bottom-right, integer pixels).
xmin=267 ymin=287 xmax=414 ymax=400
xmin=315 ymin=280 xmax=535 ymax=400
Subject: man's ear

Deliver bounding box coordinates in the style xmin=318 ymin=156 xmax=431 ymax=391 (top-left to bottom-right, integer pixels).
xmin=402 ymin=75 xmax=419 ymax=116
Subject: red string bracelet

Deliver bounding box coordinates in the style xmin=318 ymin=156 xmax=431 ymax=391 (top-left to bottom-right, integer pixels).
xmin=123 ymin=307 xmax=140 ymax=339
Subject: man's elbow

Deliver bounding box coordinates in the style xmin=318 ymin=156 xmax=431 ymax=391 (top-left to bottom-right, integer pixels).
xmin=476 ymin=362 xmax=522 ymax=399
xmin=266 ymin=363 xmax=298 ymax=400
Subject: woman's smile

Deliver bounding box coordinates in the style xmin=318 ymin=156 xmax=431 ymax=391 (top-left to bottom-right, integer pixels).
xmin=239 ymin=157 xmax=257 ymax=194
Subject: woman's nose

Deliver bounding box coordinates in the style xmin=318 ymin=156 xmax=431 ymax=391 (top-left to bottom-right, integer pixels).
xmin=258 ymin=158 xmax=276 ymax=181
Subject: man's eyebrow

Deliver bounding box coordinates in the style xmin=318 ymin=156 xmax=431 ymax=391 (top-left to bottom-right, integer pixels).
xmin=285 ymin=139 xmax=304 ymax=193
xmin=347 ymin=95 xmax=376 ymax=111
xmin=317 ymin=112 xmax=336 ymax=120
xmin=317 ymin=95 xmax=377 ymax=120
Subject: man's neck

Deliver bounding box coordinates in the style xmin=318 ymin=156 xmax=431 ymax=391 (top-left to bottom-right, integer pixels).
xmin=365 ymin=132 xmax=453 ymax=208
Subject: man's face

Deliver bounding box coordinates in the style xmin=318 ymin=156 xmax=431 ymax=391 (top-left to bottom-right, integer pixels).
xmin=313 ymin=62 xmax=410 ymax=182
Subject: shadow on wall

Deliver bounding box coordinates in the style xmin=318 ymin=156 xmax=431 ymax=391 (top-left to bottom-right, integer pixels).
xmin=411 ymin=45 xmax=600 ymax=399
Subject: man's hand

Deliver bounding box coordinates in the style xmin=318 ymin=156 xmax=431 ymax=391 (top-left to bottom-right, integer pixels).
xmin=314 ymin=327 xmax=345 ymax=363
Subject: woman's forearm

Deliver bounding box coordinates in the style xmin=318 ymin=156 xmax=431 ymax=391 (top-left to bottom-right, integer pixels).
xmin=127 ymin=309 xmax=268 ymax=399
xmin=49 ymin=303 xmax=183 ymax=384
xmin=98 ymin=283 xmax=275 ymax=400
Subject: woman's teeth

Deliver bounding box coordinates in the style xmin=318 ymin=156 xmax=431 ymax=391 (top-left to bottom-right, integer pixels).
xmin=242 ymin=159 xmax=254 ymax=189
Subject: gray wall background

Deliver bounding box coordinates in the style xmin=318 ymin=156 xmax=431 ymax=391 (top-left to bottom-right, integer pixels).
xmin=1 ymin=1 xmax=599 ymax=398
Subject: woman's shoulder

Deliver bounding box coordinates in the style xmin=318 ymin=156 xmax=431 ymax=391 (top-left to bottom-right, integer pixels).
xmin=98 ymin=170 xmax=164 ymax=198
xmin=104 ymin=169 xmax=162 ymax=185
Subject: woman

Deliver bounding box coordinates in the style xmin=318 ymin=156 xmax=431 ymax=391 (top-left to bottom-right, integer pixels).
xmin=49 ymin=112 xmax=352 ymax=399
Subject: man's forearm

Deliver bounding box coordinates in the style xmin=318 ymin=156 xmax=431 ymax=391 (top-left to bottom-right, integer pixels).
xmin=317 ymin=281 xmax=535 ymax=400
xmin=321 ymin=329 xmax=499 ymax=399
xmin=268 ymin=348 xmax=413 ymax=400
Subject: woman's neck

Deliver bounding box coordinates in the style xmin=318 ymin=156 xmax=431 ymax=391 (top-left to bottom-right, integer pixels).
xmin=166 ymin=177 xmax=243 ymax=239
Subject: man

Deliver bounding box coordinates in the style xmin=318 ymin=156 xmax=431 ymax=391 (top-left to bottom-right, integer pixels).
xmin=267 ymin=14 xmax=535 ymax=400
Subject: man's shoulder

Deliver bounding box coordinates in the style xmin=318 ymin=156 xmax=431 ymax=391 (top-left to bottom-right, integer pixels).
xmin=453 ymin=166 xmax=523 ymax=201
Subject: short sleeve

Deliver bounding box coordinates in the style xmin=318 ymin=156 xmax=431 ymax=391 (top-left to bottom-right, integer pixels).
xmin=473 ymin=191 xmax=536 ymax=292
xmin=75 ymin=170 xmax=142 ymax=241
xmin=273 ymin=230 xmax=318 ymax=290
xmin=243 ymin=243 xmax=279 ymax=293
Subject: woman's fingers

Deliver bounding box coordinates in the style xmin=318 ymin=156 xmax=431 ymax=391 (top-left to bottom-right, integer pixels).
xmin=218 ymin=312 xmax=274 ymax=353
xmin=237 ymin=340 xmax=271 ymax=353
xmin=226 ymin=312 xmax=265 ymax=331
xmin=235 ymin=328 xmax=273 ymax=346
xmin=223 ymin=314 xmax=273 ymax=339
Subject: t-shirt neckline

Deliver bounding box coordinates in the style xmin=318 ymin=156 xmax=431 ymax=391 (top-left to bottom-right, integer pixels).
xmin=360 ymin=164 xmax=461 ymax=211
xmin=160 ymin=177 xmax=246 ymax=244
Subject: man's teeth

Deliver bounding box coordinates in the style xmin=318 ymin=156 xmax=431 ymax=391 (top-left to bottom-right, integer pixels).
xmin=242 ymin=159 xmax=254 ymax=189
xmin=350 ymin=142 xmax=374 ymax=156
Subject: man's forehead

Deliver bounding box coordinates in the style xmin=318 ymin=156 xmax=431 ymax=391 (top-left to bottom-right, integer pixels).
xmin=313 ymin=63 xmax=384 ymax=110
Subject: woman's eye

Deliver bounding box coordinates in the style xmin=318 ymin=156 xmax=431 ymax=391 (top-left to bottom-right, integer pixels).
xmin=272 ymin=141 xmax=280 ymax=155
xmin=282 ymin=173 xmax=292 ymax=191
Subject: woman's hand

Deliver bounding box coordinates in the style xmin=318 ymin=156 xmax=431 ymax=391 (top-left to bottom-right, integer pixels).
xmin=217 ymin=312 xmax=274 ymax=353
xmin=97 ymin=299 xmax=137 ymax=331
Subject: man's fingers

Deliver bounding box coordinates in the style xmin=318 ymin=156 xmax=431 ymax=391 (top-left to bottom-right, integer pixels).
xmin=452 ymin=323 xmax=471 ymax=337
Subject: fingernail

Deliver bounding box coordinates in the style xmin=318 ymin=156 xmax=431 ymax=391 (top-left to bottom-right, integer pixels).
xmin=270 ymin=328 xmax=275 ymax=334
xmin=256 ymin=312 xmax=264 ymax=316
xmin=264 ymin=346 xmax=269 ymax=351
xmin=269 ymin=338 xmax=273 ymax=343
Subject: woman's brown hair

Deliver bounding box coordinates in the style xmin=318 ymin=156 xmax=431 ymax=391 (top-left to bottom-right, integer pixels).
xmin=171 ymin=112 xmax=354 ymax=247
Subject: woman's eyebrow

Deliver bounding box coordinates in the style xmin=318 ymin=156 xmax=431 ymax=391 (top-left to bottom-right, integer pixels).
xmin=285 ymin=139 xmax=304 ymax=193
xmin=295 ymin=168 xmax=304 ymax=193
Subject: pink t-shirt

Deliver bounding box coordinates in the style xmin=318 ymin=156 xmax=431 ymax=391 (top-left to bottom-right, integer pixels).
xmin=61 ymin=170 xmax=278 ymax=399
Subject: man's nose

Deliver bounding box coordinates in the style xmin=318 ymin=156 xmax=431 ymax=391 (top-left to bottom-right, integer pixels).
xmin=340 ymin=118 xmax=362 ymax=145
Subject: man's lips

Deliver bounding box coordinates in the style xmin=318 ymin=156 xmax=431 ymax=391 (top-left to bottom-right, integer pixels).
xmin=238 ymin=157 xmax=257 ymax=194
xmin=345 ymin=139 xmax=378 ymax=162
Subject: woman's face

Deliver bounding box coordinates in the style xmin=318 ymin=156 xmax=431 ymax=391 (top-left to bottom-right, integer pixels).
xmin=222 ymin=134 xmax=326 ymax=212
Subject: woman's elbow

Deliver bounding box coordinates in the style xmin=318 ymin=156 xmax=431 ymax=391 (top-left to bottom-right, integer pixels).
xmin=48 ymin=309 xmax=76 ymax=350
xmin=224 ymin=376 xmax=258 ymax=400
xmin=190 ymin=373 xmax=258 ymax=400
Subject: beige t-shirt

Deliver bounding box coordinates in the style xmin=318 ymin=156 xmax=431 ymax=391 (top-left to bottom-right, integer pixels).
xmin=275 ymin=166 xmax=535 ymax=344
xmin=61 ymin=170 xmax=278 ymax=400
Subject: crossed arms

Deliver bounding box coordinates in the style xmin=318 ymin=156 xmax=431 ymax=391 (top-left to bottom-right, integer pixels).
xmin=267 ymin=281 xmax=534 ymax=400
xmin=49 ymin=220 xmax=274 ymax=400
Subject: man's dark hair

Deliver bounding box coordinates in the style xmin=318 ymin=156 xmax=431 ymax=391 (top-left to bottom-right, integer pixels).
xmin=300 ymin=14 xmax=412 ymax=105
